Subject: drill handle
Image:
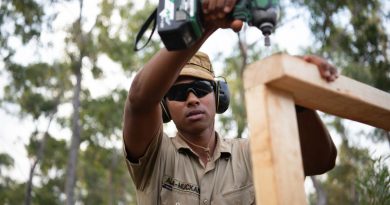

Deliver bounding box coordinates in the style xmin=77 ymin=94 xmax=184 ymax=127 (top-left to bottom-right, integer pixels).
xmin=231 ymin=0 xmax=251 ymax=22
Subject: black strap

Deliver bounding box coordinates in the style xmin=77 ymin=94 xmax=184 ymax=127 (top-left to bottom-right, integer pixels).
xmin=134 ymin=8 xmax=157 ymax=51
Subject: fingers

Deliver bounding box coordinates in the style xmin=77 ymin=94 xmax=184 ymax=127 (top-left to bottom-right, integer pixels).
xmin=224 ymin=0 xmax=236 ymax=13
xmin=303 ymin=55 xmax=339 ymax=82
xmin=202 ymin=0 xmax=210 ymax=13
xmin=203 ymin=0 xmax=237 ymax=18
xmin=202 ymin=0 xmax=242 ymax=32
xmin=326 ymin=62 xmax=338 ymax=81
xmin=216 ymin=0 xmax=226 ymax=18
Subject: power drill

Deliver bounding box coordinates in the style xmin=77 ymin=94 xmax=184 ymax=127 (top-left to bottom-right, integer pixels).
xmin=157 ymin=0 xmax=279 ymax=51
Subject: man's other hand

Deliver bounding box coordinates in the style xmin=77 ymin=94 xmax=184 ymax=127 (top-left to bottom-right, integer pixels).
xmin=302 ymin=55 xmax=339 ymax=82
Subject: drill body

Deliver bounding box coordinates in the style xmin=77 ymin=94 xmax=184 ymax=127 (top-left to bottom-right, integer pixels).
xmin=157 ymin=0 xmax=279 ymax=51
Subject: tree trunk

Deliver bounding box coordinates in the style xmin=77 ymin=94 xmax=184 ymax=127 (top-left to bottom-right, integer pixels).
xmin=25 ymin=161 xmax=36 ymax=205
xmin=65 ymin=66 xmax=82 ymax=205
xmin=65 ymin=1 xmax=84 ymax=204
xmin=311 ymin=176 xmax=327 ymax=205
xmin=108 ymin=150 xmax=118 ymax=205
xmin=236 ymin=32 xmax=248 ymax=139
xmin=25 ymin=111 xmax=57 ymax=205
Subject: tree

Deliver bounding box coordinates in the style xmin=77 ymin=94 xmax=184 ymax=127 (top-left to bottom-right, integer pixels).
xmin=1 ymin=0 xmax=158 ymax=204
xmin=287 ymin=0 xmax=389 ymax=203
xmin=215 ymin=0 xmax=389 ymax=203
xmin=0 ymin=153 xmax=22 ymax=205
xmin=356 ymin=156 xmax=390 ymax=205
xmin=218 ymin=30 xmax=281 ymax=138
xmin=308 ymin=119 xmax=390 ymax=205
xmin=291 ymin=0 xmax=390 ymax=144
xmin=2 ymin=55 xmax=70 ymax=205
xmin=64 ymin=0 xmax=85 ymax=203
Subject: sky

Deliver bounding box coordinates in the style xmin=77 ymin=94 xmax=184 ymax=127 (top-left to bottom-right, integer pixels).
xmin=1 ymin=0 xmax=389 ymax=189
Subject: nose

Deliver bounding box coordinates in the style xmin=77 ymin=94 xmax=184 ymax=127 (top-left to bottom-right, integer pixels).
xmin=186 ymin=91 xmax=200 ymax=106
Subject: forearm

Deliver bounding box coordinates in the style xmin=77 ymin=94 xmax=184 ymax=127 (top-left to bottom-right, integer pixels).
xmin=296 ymin=107 xmax=337 ymax=176
xmin=128 ymin=29 xmax=216 ymax=110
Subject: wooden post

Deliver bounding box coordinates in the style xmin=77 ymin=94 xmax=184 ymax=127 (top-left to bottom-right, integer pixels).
xmin=245 ymin=85 xmax=306 ymax=204
xmin=244 ymin=53 xmax=390 ymax=204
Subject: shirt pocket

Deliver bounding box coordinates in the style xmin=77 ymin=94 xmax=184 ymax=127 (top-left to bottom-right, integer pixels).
xmin=160 ymin=186 xmax=200 ymax=205
xmin=211 ymin=184 xmax=255 ymax=205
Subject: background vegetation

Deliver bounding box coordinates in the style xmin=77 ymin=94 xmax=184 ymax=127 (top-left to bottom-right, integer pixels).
xmin=0 ymin=0 xmax=388 ymax=204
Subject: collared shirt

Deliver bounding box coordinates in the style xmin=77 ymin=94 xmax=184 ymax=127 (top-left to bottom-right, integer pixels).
xmin=124 ymin=128 xmax=255 ymax=205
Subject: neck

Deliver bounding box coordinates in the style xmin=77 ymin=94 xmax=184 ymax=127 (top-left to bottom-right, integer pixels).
xmin=177 ymin=128 xmax=216 ymax=165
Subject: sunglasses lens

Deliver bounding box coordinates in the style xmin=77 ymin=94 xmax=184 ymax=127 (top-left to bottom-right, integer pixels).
xmin=193 ymin=81 xmax=213 ymax=97
xmin=166 ymin=80 xmax=213 ymax=101
xmin=166 ymin=85 xmax=189 ymax=101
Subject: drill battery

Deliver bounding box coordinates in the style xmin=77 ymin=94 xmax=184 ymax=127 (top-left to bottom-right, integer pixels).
xmin=157 ymin=0 xmax=203 ymax=51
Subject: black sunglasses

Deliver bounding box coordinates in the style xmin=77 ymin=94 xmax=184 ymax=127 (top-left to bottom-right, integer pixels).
xmin=165 ymin=80 xmax=214 ymax=101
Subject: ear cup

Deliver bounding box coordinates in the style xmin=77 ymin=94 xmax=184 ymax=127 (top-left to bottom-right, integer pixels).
xmin=215 ymin=80 xmax=230 ymax=114
xmin=160 ymin=99 xmax=171 ymax=123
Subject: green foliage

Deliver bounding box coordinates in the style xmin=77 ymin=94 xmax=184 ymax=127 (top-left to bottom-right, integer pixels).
xmin=78 ymin=145 xmax=136 ymax=204
xmin=0 ymin=181 xmax=25 ymax=205
xmin=321 ymin=140 xmax=370 ymax=204
xmin=0 ymin=153 xmax=14 ymax=168
xmin=32 ymin=177 xmax=64 ymax=205
xmin=292 ymin=0 xmax=390 ymax=92
xmin=0 ymin=0 xmax=44 ymax=45
xmin=3 ymin=62 xmax=71 ymax=119
xmin=2 ymin=0 xmax=386 ymax=204
xmin=1 ymin=0 xmax=146 ymax=203
xmin=0 ymin=152 xmax=24 ymax=205
xmin=26 ymin=132 xmax=68 ymax=173
xmin=308 ymin=118 xmax=390 ymax=204
xmin=289 ymin=1 xmax=389 ymax=202
xmin=316 ymin=144 xmax=390 ymax=205
xmin=219 ymin=50 xmax=246 ymax=138
xmin=95 ymin=0 xmax=159 ymax=71
xmin=81 ymin=89 xmax=127 ymax=141
xmin=218 ymin=35 xmax=280 ymax=138
xmin=356 ymin=156 xmax=390 ymax=205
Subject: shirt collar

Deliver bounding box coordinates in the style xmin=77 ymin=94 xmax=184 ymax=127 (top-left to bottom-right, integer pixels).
xmin=171 ymin=132 xmax=232 ymax=159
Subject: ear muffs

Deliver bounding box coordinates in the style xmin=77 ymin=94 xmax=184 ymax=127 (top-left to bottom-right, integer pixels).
xmin=214 ymin=80 xmax=230 ymax=114
xmin=161 ymin=80 xmax=230 ymax=123
xmin=160 ymin=99 xmax=171 ymax=123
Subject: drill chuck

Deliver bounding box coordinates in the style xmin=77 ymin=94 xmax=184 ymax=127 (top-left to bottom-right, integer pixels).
xmin=259 ymin=22 xmax=273 ymax=46
xmin=252 ymin=7 xmax=278 ymax=46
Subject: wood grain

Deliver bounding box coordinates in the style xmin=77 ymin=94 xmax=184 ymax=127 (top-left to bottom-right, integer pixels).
xmin=245 ymin=85 xmax=306 ymax=205
xmin=244 ymin=53 xmax=390 ymax=131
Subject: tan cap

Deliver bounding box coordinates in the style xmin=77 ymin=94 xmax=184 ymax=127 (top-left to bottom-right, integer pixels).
xmin=179 ymin=51 xmax=215 ymax=81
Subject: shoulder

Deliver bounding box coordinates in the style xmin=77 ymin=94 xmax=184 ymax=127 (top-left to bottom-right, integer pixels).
xmin=221 ymin=137 xmax=250 ymax=147
xmin=218 ymin=136 xmax=250 ymax=157
xmin=219 ymin=137 xmax=253 ymax=175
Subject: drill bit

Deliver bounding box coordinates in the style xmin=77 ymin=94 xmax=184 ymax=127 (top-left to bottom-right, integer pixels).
xmin=259 ymin=22 xmax=273 ymax=47
xmin=264 ymin=34 xmax=270 ymax=47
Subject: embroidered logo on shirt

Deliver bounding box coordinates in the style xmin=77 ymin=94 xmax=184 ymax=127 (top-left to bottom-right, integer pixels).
xmin=162 ymin=175 xmax=200 ymax=196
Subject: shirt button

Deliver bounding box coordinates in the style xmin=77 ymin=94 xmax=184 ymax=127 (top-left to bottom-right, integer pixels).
xmin=203 ymin=199 xmax=208 ymax=204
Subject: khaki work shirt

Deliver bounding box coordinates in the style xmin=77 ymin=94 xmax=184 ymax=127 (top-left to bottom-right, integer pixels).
xmin=125 ymin=128 xmax=255 ymax=205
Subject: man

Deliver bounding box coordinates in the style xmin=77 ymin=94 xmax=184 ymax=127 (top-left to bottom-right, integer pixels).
xmin=123 ymin=1 xmax=337 ymax=204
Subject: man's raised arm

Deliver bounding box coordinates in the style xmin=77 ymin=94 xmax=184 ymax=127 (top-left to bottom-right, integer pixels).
xmin=122 ymin=0 xmax=241 ymax=161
